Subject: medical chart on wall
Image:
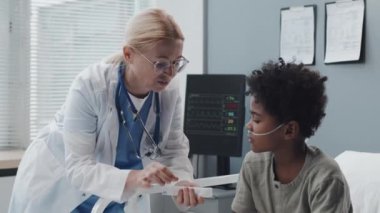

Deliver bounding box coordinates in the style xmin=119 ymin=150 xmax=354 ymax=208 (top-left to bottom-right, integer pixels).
xmin=280 ymin=6 xmax=315 ymax=65
xmin=324 ymin=0 xmax=365 ymax=63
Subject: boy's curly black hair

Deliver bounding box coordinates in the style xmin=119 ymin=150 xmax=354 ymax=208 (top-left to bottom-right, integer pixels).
xmin=247 ymin=59 xmax=328 ymax=138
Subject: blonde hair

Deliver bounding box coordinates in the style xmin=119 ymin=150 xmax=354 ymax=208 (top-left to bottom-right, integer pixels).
xmin=106 ymin=8 xmax=184 ymax=64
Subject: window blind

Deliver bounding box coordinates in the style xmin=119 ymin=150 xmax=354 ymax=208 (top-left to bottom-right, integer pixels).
xmin=0 ymin=0 xmax=155 ymax=149
xmin=0 ymin=0 xmax=12 ymax=148
xmin=0 ymin=0 xmax=30 ymax=149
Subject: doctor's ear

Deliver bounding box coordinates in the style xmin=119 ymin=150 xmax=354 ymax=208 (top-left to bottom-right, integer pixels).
xmin=123 ymin=46 xmax=134 ymax=63
xmin=283 ymin=121 xmax=299 ymax=140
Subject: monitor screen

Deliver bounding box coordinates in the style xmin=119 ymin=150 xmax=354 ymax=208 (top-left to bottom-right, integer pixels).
xmin=184 ymin=74 xmax=246 ymax=157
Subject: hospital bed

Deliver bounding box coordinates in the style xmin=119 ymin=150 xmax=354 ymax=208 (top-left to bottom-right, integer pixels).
xmin=335 ymin=151 xmax=380 ymax=213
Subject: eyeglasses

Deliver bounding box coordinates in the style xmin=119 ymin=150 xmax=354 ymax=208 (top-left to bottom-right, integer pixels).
xmin=134 ymin=49 xmax=189 ymax=74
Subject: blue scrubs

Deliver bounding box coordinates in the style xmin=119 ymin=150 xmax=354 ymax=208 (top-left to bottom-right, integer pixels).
xmin=72 ymin=66 xmax=152 ymax=213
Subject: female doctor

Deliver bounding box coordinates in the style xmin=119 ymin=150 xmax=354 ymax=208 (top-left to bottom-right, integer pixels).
xmin=9 ymin=8 xmax=203 ymax=213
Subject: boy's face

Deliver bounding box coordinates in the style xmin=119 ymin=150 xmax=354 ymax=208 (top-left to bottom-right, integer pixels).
xmin=246 ymin=96 xmax=285 ymax=153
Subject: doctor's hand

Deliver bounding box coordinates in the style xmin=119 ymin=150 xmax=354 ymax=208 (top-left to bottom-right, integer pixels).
xmin=125 ymin=162 xmax=178 ymax=191
xmin=175 ymin=180 xmax=205 ymax=208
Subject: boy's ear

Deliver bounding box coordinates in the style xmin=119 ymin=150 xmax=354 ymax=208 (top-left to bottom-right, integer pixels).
xmin=283 ymin=121 xmax=299 ymax=140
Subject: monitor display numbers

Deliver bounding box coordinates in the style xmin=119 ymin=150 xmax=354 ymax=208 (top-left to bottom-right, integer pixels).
xmin=185 ymin=94 xmax=241 ymax=136
xmin=184 ymin=74 xmax=245 ymax=158
xmin=225 ymin=103 xmax=238 ymax=110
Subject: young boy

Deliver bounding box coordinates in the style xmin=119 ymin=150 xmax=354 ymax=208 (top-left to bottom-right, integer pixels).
xmin=232 ymin=59 xmax=352 ymax=213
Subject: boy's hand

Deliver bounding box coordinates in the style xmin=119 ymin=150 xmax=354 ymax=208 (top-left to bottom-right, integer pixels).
xmin=175 ymin=180 xmax=205 ymax=207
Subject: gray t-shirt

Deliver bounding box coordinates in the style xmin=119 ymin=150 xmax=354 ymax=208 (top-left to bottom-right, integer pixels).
xmin=231 ymin=145 xmax=352 ymax=213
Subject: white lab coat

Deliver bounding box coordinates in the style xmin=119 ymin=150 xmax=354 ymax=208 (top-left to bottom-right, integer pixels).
xmin=8 ymin=62 xmax=193 ymax=213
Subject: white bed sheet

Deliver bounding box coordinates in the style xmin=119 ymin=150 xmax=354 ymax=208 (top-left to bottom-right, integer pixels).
xmin=335 ymin=151 xmax=380 ymax=213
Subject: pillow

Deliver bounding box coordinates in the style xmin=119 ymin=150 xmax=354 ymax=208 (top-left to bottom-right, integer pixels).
xmin=335 ymin=151 xmax=380 ymax=213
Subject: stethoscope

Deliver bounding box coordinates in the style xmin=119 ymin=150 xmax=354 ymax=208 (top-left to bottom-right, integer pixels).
xmin=116 ymin=63 xmax=161 ymax=160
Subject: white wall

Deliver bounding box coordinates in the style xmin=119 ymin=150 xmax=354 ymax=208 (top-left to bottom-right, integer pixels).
xmin=0 ymin=176 xmax=15 ymax=213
